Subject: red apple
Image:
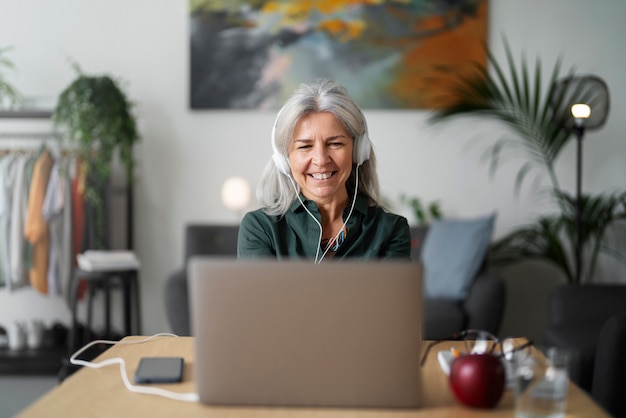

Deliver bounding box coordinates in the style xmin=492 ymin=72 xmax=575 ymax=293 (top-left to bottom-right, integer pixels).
xmin=449 ymin=353 xmax=505 ymax=409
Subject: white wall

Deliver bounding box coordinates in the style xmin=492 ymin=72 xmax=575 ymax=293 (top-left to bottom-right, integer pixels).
xmin=1 ymin=0 xmax=625 ymax=342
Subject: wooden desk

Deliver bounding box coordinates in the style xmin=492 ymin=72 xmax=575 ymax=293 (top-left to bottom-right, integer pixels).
xmin=17 ymin=336 xmax=609 ymax=417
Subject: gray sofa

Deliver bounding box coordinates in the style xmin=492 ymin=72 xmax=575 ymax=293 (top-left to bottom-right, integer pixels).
xmin=164 ymin=224 xmax=505 ymax=340
xmin=543 ymin=283 xmax=626 ymax=415
xmin=592 ymin=312 xmax=626 ymax=418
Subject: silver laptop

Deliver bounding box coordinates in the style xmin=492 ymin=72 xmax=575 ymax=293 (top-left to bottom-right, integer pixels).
xmin=188 ymin=257 xmax=424 ymax=408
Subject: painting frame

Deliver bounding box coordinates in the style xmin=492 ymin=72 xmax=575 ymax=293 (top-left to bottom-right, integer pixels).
xmin=189 ymin=0 xmax=489 ymax=109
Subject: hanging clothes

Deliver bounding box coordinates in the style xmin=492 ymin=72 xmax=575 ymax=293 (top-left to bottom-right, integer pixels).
xmin=0 ymin=154 xmax=17 ymax=287
xmin=21 ymin=154 xmax=37 ymax=280
xmin=42 ymin=157 xmax=74 ymax=299
xmin=0 ymin=144 xmax=120 ymax=297
xmin=24 ymin=148 xmax=54 ymax=294
xmin=9 ymin=154 xmax=32 ymax=289
xmin=43 ymin=160 xmax=62 ymax=296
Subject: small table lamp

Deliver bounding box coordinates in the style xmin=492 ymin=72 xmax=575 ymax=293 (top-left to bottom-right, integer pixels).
xmin=221 ymin=176 xmax=251 ymax=218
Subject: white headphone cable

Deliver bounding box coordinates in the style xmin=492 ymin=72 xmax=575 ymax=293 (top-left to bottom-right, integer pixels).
xmin=287 ymin=174 xmax=324 ymax=263
xmin=286 ymin=165 xmax=360 ymax=264
xmin=316 ymin=165 xmax=360 ymax=264
xmin=69 ymin=333 xmax=199 ymax=402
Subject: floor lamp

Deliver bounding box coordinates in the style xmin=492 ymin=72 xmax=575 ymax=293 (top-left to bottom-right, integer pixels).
xmin=552 ymin=75 xmax=610 ymax=283
xmin=571 ymin=103 xmax=590 ymax=284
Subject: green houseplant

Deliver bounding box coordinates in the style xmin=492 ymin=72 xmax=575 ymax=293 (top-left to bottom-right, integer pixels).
xmin=429 ymin=39 xmax=626 ymax=283
xmin=52 ymin=64 xmax=140 ymax=248
xmin=399 ymin=194 xmax=443 ymax=226
xmin=0 ymin=46 xmax=22 ymax=109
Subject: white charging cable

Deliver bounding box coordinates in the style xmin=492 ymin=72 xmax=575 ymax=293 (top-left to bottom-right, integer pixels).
xmin=69 ymin=333 xmax=199 ymax=402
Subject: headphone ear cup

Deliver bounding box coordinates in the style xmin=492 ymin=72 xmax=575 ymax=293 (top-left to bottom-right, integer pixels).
xmin=355 ymin=132 xmax=372 ymax=166
xmin=271 ymin=106 xmax=290 ymax=175
xmin=272 ymin=152 xmax=290 ymax=175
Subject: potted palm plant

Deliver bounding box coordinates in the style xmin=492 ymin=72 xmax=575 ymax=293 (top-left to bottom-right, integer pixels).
xmin=52 ymin=63 xmax=140 ymax=248
xmin=429 ymin=39 xmax=626 ymax=284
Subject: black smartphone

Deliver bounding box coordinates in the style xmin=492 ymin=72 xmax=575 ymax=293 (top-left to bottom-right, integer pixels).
xmin=134 ymin=357 xmax=184 ymax=384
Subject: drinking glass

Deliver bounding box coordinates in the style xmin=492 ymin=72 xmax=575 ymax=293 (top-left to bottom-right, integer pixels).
xmin=514 ymin=347 xmax=569 ymax=418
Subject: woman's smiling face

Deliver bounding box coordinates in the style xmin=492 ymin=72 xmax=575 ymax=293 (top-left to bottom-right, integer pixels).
xmin=288 ymin=111 xmax=354 ymax=206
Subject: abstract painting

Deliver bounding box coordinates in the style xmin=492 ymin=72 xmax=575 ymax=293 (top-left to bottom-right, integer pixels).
xmin=189 ymin=0 xmax=488 ymax=109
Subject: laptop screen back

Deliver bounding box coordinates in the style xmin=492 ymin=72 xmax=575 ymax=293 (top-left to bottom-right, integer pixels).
xmin=188 ymin=258 xmax=424 ymax=408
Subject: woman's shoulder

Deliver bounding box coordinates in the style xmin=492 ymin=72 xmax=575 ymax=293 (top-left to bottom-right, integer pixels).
xmin=365 ymin=205 xmax=410 ymax=235
xmin=369 ymin=204 xmax=408 ymax=222
xmin=241 ymin=207 xmax=282 ymax=227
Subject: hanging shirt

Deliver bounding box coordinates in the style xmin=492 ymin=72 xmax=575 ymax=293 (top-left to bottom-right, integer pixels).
xmin=9 ymin=154 xmax=30 ymax=289
xmin=43 ymin=160 xmax=63 ymax=296
xmin=0 ymin=154 xmax=17 ymax=287
xmin=21 ymin=154 xmax=36 ymax=273
xmin=24 ymin=149 xmax=54 ymax=294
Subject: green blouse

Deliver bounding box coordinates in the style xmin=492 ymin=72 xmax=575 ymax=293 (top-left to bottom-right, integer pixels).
xmin=237 ymin=194 xmax=411 ymax=261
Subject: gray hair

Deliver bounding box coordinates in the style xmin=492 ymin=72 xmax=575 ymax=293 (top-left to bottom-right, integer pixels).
xmin=257 ymin=79 xmax=381 ymax=215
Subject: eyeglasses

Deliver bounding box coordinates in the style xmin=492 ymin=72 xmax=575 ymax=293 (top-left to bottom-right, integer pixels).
xmin=420 ymin=329 xmax=533 ymax=367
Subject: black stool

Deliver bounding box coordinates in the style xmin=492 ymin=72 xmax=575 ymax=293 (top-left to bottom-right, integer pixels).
xmin=68 ymin=267 xmax=141 ymax=353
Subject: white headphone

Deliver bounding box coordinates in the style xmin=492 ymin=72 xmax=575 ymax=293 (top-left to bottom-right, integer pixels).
xmin=271 ymin=106 xmax=372 ymax=175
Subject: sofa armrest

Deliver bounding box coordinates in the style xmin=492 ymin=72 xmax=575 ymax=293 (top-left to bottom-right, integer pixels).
xmin=164 ymin=269 xmax=191 ymax=336
xmin=546 ymin=284 xmax=626 ymax=328
xmin=464 ymin=272 xmax=505 ymax=335
xmin=591 ymin=312 xmax=626 ymax=418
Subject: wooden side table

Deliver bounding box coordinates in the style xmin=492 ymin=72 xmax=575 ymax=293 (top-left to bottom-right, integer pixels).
xmin=68 ymin=267 xmax=141 ymax=352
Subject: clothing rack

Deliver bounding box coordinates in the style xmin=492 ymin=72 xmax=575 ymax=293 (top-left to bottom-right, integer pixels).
xmin=0 ymin=110 xmax=52 ymax=119
xmin=0 ymin=132 xmax=63 ymax=139
xmin=0 ymin=114 xmax=136 ymax=374
xmin=0 ymin=130 xmax=134 ymax=250
xmin=0 ymin=147 xmax=76 ymax=158
xmin=0 ymin=132 xmax=72 ymax=153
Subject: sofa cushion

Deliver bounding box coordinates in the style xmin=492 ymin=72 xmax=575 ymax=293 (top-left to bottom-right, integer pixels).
xmin=424 ymin=299 xmax=466 ymax=340
xmin=421 ymin=213 xmax=496 ymax=300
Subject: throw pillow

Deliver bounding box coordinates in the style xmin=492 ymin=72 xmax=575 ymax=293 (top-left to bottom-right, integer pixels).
xmin=421 ymin=213 xmax=496 ymax=300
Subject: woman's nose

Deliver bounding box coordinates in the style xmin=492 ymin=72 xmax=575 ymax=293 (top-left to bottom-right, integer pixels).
xmin=312 ymin=144 xmax=330 ymax=164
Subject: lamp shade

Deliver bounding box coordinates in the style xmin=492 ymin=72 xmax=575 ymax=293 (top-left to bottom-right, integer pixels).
xmin=221 ymin=176 xmax=251 ymax=211
xmin=551 ymin=75 xmax=610 ymax=130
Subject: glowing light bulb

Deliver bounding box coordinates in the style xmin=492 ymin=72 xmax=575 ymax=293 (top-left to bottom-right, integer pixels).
xmin=571 ymin=103 xmax=591 ymax=119
xmin=221 ymin=176 xmax=251 ymax=212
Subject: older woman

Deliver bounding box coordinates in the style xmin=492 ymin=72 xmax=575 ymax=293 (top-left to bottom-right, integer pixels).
xmin=237 ymin=79 xmax=410 ymax=263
